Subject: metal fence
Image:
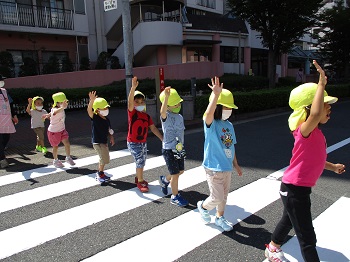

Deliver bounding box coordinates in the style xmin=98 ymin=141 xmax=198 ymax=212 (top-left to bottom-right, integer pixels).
xmin=0 ymin=1 xmax=73 ymax=30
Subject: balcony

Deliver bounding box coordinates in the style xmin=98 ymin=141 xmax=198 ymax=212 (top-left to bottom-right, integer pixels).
xmin=0 ymin=1 xmax=73 ymax=30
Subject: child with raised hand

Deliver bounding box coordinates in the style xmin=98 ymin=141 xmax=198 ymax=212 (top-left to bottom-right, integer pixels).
xmin=158 ymin=87 xmax=188 ymax=207
xmin=127 ymin=76 xmax=163 ymax=193
xmin=197 ymin=76 xmax=242 ymax=231
xmin=45 ymin=92 xmax=75 ymax=168
xmin=265 ymin=60 xmax=345 ymax=262
xmin=26 ymin=96 xmax=48 ymax=154
xmin=87 ymin=91 xmax=115 ymax=183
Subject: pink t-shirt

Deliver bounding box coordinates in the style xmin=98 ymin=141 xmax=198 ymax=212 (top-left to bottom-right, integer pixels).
xmin=48 ymin=108 xmax=65 ymax=133
xmin=282 ymin=126 xmax=327 ymax=187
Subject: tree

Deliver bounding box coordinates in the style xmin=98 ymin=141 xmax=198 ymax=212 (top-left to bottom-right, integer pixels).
xmin=226 ymin=0 xmax=323 ymax=88
xmin=61 ymin=56 xmax=74 ymax=72
xmin=43 ymin=56 xmax=60 ymax=74
xmin=19 ymin=57 xmax=38 ymax=77
xmin=110 ymin=56 xmax=121 ymax=69
xmin=95 ymin=51 xmax=110 ymax=69
xmin=0 ymin=51 xmax=15 ymax=78
xmin=315 ymin=1 xmax=350 ymax=78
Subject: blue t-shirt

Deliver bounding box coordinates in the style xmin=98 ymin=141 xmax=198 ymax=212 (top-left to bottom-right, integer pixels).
xmin=91 ymin=114 xmax=111 ymax=144
xmin=202 ymin=119 xmax=237 ymax=171
xmin=161 ymin=111 xmax=185 ymax=150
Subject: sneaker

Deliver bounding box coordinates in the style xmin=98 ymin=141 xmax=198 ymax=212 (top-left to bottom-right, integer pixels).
xmin=197 ymin=201 xmax=211 ymax=223
xmin=65 ymin=156 xmax=75 ymax=166
xmin=0 ymin=159 xmax=9 ymax=169
xmin=215 ymin=216 xmax=233 ymax=231
xmin=35 ymin=145 xmax=42 ymax=152
xmin=96 ymin=172 xmax=111 ymax=183
xmin=170 ymin=194 xmax=189 ymax=207
xmin=137 ymin=180 xmax=149 ymax=193
xmin=265 ymin=244 xmax=290 ymax=262
xmin=41 ymin=146 xmax=48 ymax=154
xmin=53 ymin=159 xmax=64 ymax=168
xmin=159 ymin=175 xmax=170 ymax=195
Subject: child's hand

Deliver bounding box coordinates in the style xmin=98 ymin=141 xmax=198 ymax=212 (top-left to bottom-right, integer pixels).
xmin=333 ymin=163 xmax=345 ymax=174
xmin=42 ymin=113 xmax=50 ymax=120
xmin=12 ymin=115 xmax=18 ymax=125
xmin=28 ymin=97 xmax=33 ymax=104
xmin=313 ymin=60 xmax=327 ymax=86
xmin=110 ymin=135 xmax=115 ymax=146
xmin=208 ymin=76 xmax=223 ymax=95
xmin=61 ymin=100 xmax=68 ymax=109
xmin=164 ymin=86 xmax=171 ymax=97
xmin=132 ymin=76 xmax=139 ymax=89
xmin=235 ymin=165 xmax=243 ymax=176
xmin=89 ymin=91 xmax=97 ymax=101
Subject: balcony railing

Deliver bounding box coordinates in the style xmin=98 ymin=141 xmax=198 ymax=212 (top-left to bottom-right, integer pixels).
xmin=0 ymin=1 xmax=73 ymax=30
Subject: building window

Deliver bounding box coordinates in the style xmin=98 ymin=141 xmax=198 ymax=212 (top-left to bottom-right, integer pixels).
xmin=8 ymin=50 xmax=39 ymax=77
xmin=220 ymin=46 xmax=244 ymax=63
xmin=186 ymin=47 xmax=212 ymax=62
xmin=196 ymin=0 xmax=216 ymax=9
xmin=42 ymin=51 xmax=68 ymax=71
xmin=74 ymin=0 xmax=85 ymax=14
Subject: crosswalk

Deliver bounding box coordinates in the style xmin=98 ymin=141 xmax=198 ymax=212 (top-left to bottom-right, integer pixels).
xmin=1 ymin=142 xmax=350 ymax=261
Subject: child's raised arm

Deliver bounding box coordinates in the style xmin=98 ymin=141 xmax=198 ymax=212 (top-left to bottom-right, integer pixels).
xmin=160 ymin=87 xmax=171 ymax=120
xmin=300 ymin=60 xmax=327 ymax=137
xmin=127 ymin=76 xmax=138 ymax=112
xmin=204 ymin=77 xmax=222 ymax=126
xmin=87 ymin=91 xmax=97 ymax=118
xmin=26 ymin=98 xmax=32 ymax=115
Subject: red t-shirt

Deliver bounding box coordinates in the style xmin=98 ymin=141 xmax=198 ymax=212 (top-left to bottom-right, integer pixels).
xmin=127 ymin=109 xmax=154 ymax=143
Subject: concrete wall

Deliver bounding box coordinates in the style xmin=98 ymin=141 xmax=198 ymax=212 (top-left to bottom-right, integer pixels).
xmin=5 ymin=61 xmax=224 ymax=89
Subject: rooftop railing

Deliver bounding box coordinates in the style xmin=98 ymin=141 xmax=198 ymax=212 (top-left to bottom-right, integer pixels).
xmin=0 ymin=1 xmax=73 ymax=30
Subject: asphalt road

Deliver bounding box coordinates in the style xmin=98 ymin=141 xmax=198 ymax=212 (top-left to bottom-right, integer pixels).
xmin=0 ymin=100 xmax=349 ymax=262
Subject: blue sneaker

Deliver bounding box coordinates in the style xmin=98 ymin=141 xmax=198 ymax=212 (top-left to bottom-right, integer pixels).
xmin=215 ymin=216 xmax=233 ymax=231
xmin=159 ymin=175 xmax=170 ymax=195
xmin=170 ymin=194 xmax=188 ymax=207
xmin=96 ymin=172 xmax=110 ymax=183
xmin=197 ymin=201 xmax=211 ymax=223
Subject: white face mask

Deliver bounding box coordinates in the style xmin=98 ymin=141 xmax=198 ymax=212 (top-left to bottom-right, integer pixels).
xmin=222 ymin=109 xmax=232 ymax=120
xmin=99 ymin=109 xmax=109 ymax=116
xmin=0 ymin=81 xmax=4 ymax=88
xmin=135 ymin=105 xmax=146 ymax=112
xmin=36 ymin=106 xmax=43 ymax=110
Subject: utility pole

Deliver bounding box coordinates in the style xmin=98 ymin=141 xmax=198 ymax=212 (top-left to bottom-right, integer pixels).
xmin=121 ymin=0 xmax=133 ymax=95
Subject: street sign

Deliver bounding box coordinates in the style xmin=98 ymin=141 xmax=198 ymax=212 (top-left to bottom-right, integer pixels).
xmin=159 ymin=67 xmax=165 ymax=92
xmin=104 ymin=0 xmax=117 ymax=11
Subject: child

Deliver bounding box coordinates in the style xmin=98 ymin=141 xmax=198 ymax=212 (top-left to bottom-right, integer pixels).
xmin=87 ymin=91 xmax=115 ymax=183
xmin=0 ymin=75 xmax=18 ymax=169
xmin=265 ymin=60 xmax=345 ymax=262
xmin=26 ymin=96 xmax=48 ymax=154
xmin=197 ymin=77 xmax=242 ymax=231
xmin=45 ymin=92 xmax=75 ymax=168
xmin=158 ymin=87 xmax=188 ymax=207
xmin=127 ymin=76 xmax=163 ymax=193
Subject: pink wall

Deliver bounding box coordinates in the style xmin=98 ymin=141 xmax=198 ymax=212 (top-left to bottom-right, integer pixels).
xmin=5 ymin=62 xmax=224 ymax=89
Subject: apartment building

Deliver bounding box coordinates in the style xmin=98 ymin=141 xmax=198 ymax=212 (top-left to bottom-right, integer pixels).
xmin=2 ymin=0 xmax=340 ymax=78
xmin=0 ymin=0 xmax=88 ymax=76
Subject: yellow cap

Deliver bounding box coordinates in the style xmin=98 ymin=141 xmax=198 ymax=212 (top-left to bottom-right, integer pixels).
xmin=209 ymin=89 xmax=238 ymax=109
xmin=159 ymin=88 xmax=183 ymax=106
xmin=31 ymin=96 xmax=44 ymax=110
xmin=134 ymin=90 xmax=145 ymax=99
xmin=52 ymin=92 xmax=68 ymax=107
xmin=288 ymin=83 xmax=338 ymax=131
xmin=92 ymin=97 xmax=110 ymax=113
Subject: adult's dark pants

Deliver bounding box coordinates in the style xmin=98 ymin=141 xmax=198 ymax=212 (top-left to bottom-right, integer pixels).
xmin=271 ymin=182 xmax=320 ymax=262
xmin=0 ymin=134 xmax=10 ymax=160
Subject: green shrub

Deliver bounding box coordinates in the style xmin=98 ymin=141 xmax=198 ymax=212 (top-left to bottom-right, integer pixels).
xmin=43 ymin=56 xmax=60 ymax=74
xmin=80 ymin=57 xmax=90 ymax=71
xmin=61 ymin=56 xmax=74 ymax=72
xmin=19 ymin=57 xmax=38 ymax=77
xmin=0 ymin=51 xmax=15 ymax=78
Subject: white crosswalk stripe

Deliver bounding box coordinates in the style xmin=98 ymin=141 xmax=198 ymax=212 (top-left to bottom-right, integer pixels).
xmin=1 ymin=139 xmax=349 ymax=262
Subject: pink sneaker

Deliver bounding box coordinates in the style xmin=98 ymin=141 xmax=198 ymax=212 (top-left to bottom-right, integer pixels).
xmin=65 ymin=156 xmax=75 ymax=166
xmin=265 ymin=244 xmax=290 ymax=262
xmin=53 ymin=159 xmax=64 ymax=168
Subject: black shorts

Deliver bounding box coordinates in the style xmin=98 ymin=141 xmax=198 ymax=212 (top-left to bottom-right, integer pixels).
xmin=162 ymin=149 xmax=185 ymax=175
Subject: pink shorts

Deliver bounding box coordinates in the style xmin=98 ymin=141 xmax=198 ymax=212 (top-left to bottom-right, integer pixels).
xmin=47 ymin=129 xmax=69 ymax=147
